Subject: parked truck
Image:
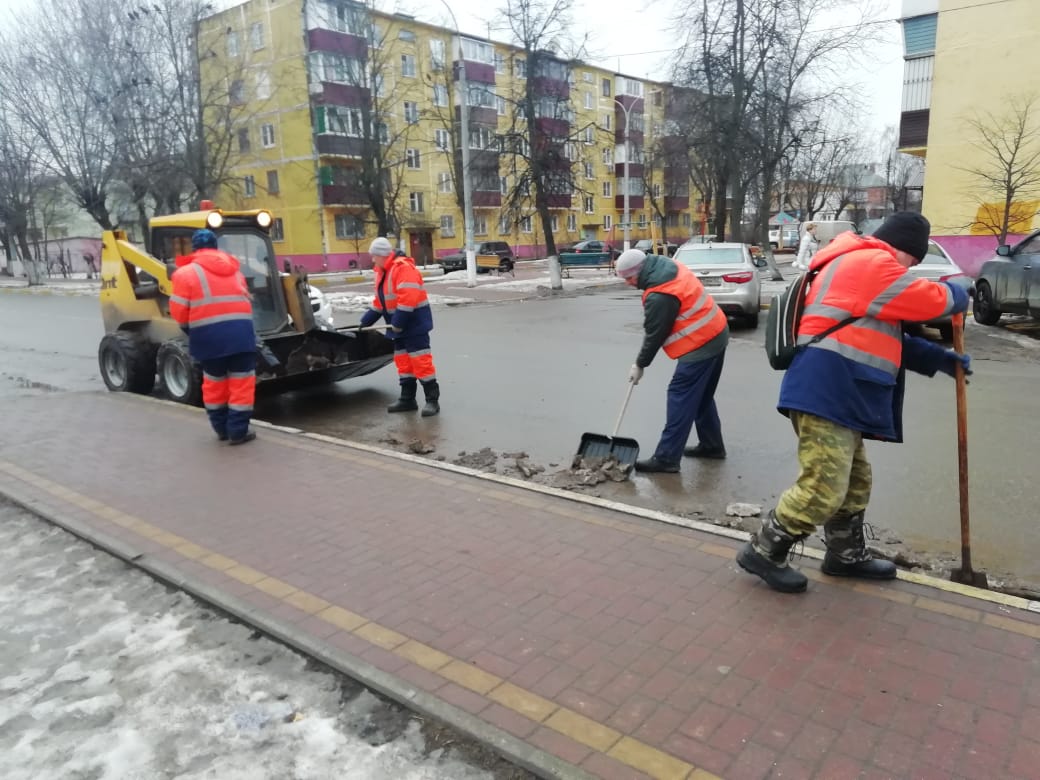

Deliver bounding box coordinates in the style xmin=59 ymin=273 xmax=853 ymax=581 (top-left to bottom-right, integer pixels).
xmin=97 ymin=202 xmax=393 ymax=405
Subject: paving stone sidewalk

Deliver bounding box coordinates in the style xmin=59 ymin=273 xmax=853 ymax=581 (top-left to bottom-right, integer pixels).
xmin=2 ymin=392 xmax=1039 ymax=780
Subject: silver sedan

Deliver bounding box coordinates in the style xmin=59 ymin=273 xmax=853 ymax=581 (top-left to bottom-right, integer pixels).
xmin=672 ymin=241 xmax=763 ymax=328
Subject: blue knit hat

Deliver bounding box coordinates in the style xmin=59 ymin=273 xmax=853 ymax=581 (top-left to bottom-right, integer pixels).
xmin=192 ymin=229 xmax=218 ymax=250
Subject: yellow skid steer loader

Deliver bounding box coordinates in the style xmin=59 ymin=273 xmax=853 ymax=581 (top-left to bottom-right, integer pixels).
xmin=97 ymin=202 xmax=393 ymax=405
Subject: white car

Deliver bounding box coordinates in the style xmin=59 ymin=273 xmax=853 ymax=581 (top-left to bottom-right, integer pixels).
xmin=672 ymin=241 xmax=763 ymax=328
xmin=307 ymin=285 xmax=334 ymax=328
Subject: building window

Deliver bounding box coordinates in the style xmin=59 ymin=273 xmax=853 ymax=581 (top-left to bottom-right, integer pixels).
xmin=474 ymin=216 xmax=488 ymax=235
xmin=601 ymin=78 xmax=611 ymax=97
xmin=500 ymin=176 xmax=508 ymax=195
xmin=266 ymin=170 xmax=279 ymax=194
xmin=461 ymin=38 xmax=494 ymax=64
xmin=237 ymin=128 xmax=250 ymax=152
xmin=404 ymin=101 xmax=419 ymax=124
xmin=667 ymin=213 xmax=679 ymax=228
xmin=584 ymin=162 xmax=594 ymax=179
xmin=584 ymin=196 xmax=594 ymax=213
xmin=335 ymin=214 xmax=364 ymax=239
xmin=440 ymin=214 xmax=455 ymax=237
xmin=550 ymin=216 xmax=559 ymax=232
xmin=399 ymin=29 xmax=416 ymax=42
xmin=567 ymin=213 xmax=577 ymax=231
xmin=584 ymin=92 xmax=593 ymax=109
xmin=433 ymin=84 xmax=448 ymax=107
xmin=604 ymin=113 xmax=611 ymax=130
xmin=243 ymin=175 xmax=256 ymax=198
xmin=514 ymin=58 xmax=526 ymax=78
xmin=250 ymin=22 xmax=264 ymax=50
xmin=519 ymin=216 xmax=532 ymax=233
xmin=602 ymin=181 xmax=612 ymax=197
xmin=409 ymin=192 xmax=423 ymax=213
xmin=682 ymin=213 xmax=692 ymax=227
xmin=604 ymin=214 xmax=612 ymax=230
xmin=271 ymin=217 xmax=284 ymax=241
xmin=406 ymin=148 xmax=421 ymax=169
xmin=401 ymin=54 xmax=416 ymax=77
xmin=496 ymin=95 xmax=507 ymax=115
xmin=260 ymin=123 xmax=275 ymax=148
xmin=434 ymin=128 xmax=450 ymax=150
xmin=429 ymin=39 xmax=445 ymax=70
xmin=583 ymin=72 xmax=592 ymax=83
xmin=229 ymin=79 xmax=245 ymax=105
xmin=495 ymin=52 xmax=506 ymax=73
xmin=255 ymin=71 xmax=271 ymax=100
xmin=498 ymin=215 xmax=511 ymax=234
xmin=903 ymin=13 xmax=937 ymax=57
xmin=437 ymin=172 xmax=452 ymax=193
xmin=638 ymin=213 xmax=647 ymax=227
xmin=584 ymin=126 xmax=594 ymax=144
xmin=227 ymin=31 xmax=239 ymax=58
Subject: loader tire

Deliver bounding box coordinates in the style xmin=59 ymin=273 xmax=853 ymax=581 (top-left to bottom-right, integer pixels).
xmin=157 ymin=340 xmax=203 ymax=406
xmin=98 ymin=332 xmax=157 ymax=395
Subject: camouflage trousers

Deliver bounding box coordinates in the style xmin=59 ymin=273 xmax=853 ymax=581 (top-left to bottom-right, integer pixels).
xmin=775 ymin=411 xmax=872 ymax=536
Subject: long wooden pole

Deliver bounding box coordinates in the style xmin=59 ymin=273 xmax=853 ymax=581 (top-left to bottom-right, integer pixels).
xmin=951 ymin=313 xmax=973 ymax=575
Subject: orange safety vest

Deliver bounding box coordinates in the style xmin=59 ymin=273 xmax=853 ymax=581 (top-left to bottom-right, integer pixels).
xmin=798 ymin=240 xmax=956 ymax=378
xmin=642 ymin=261 xmax=727 ymax=359
xmin=370 ymin=255 xmax=428 ymax=317
xmin=169 ymin=250 xmax=253 ymax=330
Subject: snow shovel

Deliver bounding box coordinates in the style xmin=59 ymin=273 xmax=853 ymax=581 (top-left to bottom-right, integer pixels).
xmin=948 ymin=314 xmax=988 ymax=589
xmin=576 ymin=381 xmax=640 ymax=469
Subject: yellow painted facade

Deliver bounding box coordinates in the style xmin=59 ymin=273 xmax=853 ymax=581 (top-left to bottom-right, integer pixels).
xmin=916 ymin=0 xmax=1040 ymax=237
xmin=201 ymin=0 xmax=697 ymax=271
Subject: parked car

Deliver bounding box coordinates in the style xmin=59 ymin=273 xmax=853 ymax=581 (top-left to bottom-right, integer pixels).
xmin=634 ymin=239 xmax=679 ymax=256
xmin=672 ymin=241 xmax=763 ymax=328
xmin=307 ymin=285 xmax=334 ymax=328
xmin=768 ymin=228 xmax=798 ymax=250
xmin=570 ymin=239 xmax=620 ymax=260
xmin=908 ymin=240 xmax=973 ymax=341
xmin=439 ymin=241 xmax=514 ymax=273
xmin=973 ymin=229 xmax=1040 ymax=326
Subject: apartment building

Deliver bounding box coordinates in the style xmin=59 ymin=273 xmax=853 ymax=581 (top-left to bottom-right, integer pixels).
xmin=199 ymin=0 xmax=698 ymax=271
xmin=897 ymin=0 xmax=1040 ymax=270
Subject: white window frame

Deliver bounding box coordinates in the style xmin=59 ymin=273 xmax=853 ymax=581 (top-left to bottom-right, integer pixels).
xmin=520 ymin=215 xmax=532 ymax=233
xmin=255 ymin=71 xmax=271 ymax=100
xmin=604 ymin=214 xmax=612 ymax=230
xmin=433 ymin=84 xmax=448 ymax=107
xmin=461 ymin=38 xmax=494 ymax=65
xmin=550 ymin=216 xmax=559 ymax=232
xmin=567 ymin=213 xmax=577 ymax=231
xmin=584 ymin=92 xmax=593 ymax=109
xmin=440 ymin=214 xmax=455 ymax=237
xmin=474 ymin=216 xmax=488 ymax=236
xmin=266 ymin=169 xmax=279 ymax=194
xmin=496 ymin=95 xmax=507 ymax=116
xmin=404 ymin=101 xmax=419 ymax=124
xmin=334 ymin=214 xmax=364 ymax=240
xmin=602 ymin=181 xmax=612 ymax=197
xmin=271 ymin=217 xmax=284 ymax=241
xmin=227 ymin=30 xmax=239 ymax=58
xmin=409 ymin=192 xmax=424 ymax=213
xmin=514 ymin=58 xmax=526 ymax=78
xmin=401 ymin=53 xmax=416 ymax=78
xmin=604 ymin=113 xmax=611 ymax=130
xmin=498 ymin=215 xmax=511 ymax=234
xmin=250 ymin=22 xmax=264 ymax=51
xmin=434 ymin=128 xmax=451 ymax=150
xmin=243 ymin=175 xmax=256 ymax=198
xmin=405 ymin=148 xmax=421 ymax=169
xmin=583 ymin=196 xmax=594 ymax=213
xmin=260 ymin=123 xmax=275 ymax=148
xmin=602 ymin=147 xmax=613 ymax=165
xmin=584 ymin=126 xmax=594 ymax=144
xmin=437 ymin=172 xmax=452 ymax=193
xmin=429 ymin=39 xmax=446 ymax=71
xmin=584 ymin=162 xmax=594 ymax=179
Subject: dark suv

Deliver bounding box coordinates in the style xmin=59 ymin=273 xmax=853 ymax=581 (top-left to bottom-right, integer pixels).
xmin=439 ymin=241 xmax=515 ymax=273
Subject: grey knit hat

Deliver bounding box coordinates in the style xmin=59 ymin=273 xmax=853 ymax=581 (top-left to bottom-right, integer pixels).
xmin=369 ymin=237 xmax=394 ymax=257
xmin=616 ymin=249 xmax=647 ymax=279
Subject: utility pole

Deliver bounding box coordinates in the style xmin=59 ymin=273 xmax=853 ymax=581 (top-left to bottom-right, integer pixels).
xmin=614 ymin=96 xmax=634 ymax=252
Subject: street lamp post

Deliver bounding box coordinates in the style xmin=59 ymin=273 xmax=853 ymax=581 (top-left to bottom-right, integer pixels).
xmin=613 ymin=96 xmax=636 ymax=252
xmin=437 ymin=2 xmax=477 ymax=287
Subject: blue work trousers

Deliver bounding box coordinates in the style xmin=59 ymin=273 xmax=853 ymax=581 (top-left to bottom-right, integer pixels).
xmin=653 ymin=351 xmax=726 ymax=463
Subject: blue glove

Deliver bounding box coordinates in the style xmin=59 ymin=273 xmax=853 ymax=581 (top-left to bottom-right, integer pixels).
xmin=359 ymin=309 xmax=379 ymax=328
xmin=939 ymin=350 xmax=972 ymax=378
xmin=942 ymin=281 xmax=970 ymax=315
xmin=384 ymin=328 xmax=396 ymax=340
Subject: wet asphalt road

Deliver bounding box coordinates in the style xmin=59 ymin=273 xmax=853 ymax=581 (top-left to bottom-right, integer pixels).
xmin=2 ymin=288 xmax=1039 ymax=587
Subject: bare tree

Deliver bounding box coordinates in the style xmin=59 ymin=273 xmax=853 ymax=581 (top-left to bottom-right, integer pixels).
xmin=953 ymin=95 xmax=1040 ymax=244
xmin=784 ymin=118 xmax=860 ymax=220
xmin=0 ymin=106 xmax=47 ymax=284
xmin=878 ymin=126 xmax=923 ymax=216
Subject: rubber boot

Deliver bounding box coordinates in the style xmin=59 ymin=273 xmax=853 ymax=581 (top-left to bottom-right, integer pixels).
xmin=420 ymin=379 xmax=440 ymax=417
xmin=821 ymin=511 xmax=896 ymax=579
xmin=736 ymin=510 xmax=809 ymax=593
xmin=387 ymin=379 xmax=418 ymax=413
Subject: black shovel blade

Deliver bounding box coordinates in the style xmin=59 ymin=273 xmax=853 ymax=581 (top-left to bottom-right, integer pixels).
xmin=577 ymin=432 xmax=640 ymax=468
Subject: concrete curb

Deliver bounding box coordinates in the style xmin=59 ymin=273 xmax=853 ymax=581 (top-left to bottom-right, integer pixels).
xmin=0 ymin=479 xmax=592 ymax=780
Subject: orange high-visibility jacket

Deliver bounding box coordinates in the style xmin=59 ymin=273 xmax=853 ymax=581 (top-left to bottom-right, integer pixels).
xmin=642 ymin=261 xmax=727 ymax=359
xmin=365 ymin=254 xmax=433 ymax=338
xmin=169 ymin=249 xmax=256 ymax=360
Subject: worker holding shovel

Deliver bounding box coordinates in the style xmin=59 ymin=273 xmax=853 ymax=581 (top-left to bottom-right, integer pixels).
xmin=617 ymin=249 xmax=730 ymax=474
xmin=737 ymin=212 xmax=972 ymax=593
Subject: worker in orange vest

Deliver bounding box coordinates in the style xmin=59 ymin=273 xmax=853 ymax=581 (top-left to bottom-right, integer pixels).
xmin=359 ymin=237 xmax=440 ymax=416
xmin=617 ymin=249 xmax=729 ymax=473
xmin=169 ymin=229 xmax=258 ymax=444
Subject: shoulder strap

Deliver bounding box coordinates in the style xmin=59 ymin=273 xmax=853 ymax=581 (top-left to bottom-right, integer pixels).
xmin=803 ymin=259 xmax=858 ymax=344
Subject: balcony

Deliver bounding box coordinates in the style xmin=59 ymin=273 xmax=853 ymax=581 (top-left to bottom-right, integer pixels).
xmin=546 ymin=193 xmax=572 ymax=209
xmin=664 ymin=196 xmax=689 ymax=211
xmin=317 ymin=82 xmax=368 ymax=106
xmin=615 ymin=195 xmax=645 ymax=211
xmin=614 ymin=163 xmax=644 ymax=179
xmin=458 ymin=60 xmax=495 ymax=85
xmin=322 ymin=184 xmax=366 ymax=206
xmin=307 ymin=28 xmax=366 ymax=57
xmin=472 ymin=191 xmax=502 ymax=208
xmin=898 ymin=109 xmax=929 ymax=153
xmin=530 ymin=76 xmax=569 ymax=100
xmin=316 ymin=135 xmax=364 ymax=158
xmin=534 ymin=117 xmax=569 ymax=137
xmin=615 ymin=127 xmax=644 ymax=146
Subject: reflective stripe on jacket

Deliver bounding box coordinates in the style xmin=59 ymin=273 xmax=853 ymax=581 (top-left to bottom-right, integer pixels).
xmin=366 ymin=254 xmax=433 ymax=338
xmin=642 ymin=261 xmax=727 ymax=359
xmin=170 ymin=248 xmax=256 ymax=361
xmin=797 ymin=235 xmax=957 ymax=379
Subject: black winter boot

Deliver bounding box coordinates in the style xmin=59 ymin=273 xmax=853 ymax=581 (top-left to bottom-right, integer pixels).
xmin=736 ymin=511 xmax=809 ymax=593
xmin=821 ymin=511 xmax=896 ymax=579
xmin=420 ymin=379 xmax=440 ymax=417
xmin=387 ymin=379 xmax=419 ymax=413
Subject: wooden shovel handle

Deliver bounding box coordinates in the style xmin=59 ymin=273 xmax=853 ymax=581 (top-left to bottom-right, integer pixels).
xmin=951 ymin=313 xmax=972 ymax=572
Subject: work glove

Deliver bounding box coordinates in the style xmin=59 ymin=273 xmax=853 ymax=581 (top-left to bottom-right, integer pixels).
xmin=383 ymin=328 xmax=397 ymax=341
xmin=939 ymin=350 xmax=972 ymax=378
xmin=359 ymin=309 xmax=379 ymax=328
xmin=628 ymin=364 xmax=644 ymax=385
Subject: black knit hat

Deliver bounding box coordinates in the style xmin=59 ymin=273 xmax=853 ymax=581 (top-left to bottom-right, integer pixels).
xmin=872 ymin=211 xmax=931 ymax=261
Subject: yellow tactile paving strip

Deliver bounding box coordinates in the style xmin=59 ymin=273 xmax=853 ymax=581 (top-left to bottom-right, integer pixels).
xmin=3 ymin=439 xmax=1040 ymax=778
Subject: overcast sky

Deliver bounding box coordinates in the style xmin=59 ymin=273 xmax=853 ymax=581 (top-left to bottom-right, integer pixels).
xmin=2 ymin=0 xmax=904 ymax=146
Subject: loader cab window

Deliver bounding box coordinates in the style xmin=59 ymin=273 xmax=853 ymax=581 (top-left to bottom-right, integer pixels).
xmin=216 ymin=230 xmax=286 ymax=333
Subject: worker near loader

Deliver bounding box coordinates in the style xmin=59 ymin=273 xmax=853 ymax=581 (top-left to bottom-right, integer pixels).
xmin=359 ymin=237 xmax=440 ymax=416
xmin=737 ymin=212 xmax=971 ymax=593
xmin=617 ymin=249 xmax=729 ymax=473
xmin=169 ymin=229 xmax=258 ymax=445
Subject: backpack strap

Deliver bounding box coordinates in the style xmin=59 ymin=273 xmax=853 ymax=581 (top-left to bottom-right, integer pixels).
xmin=802 ymin=259 xmax=858 ymax=345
